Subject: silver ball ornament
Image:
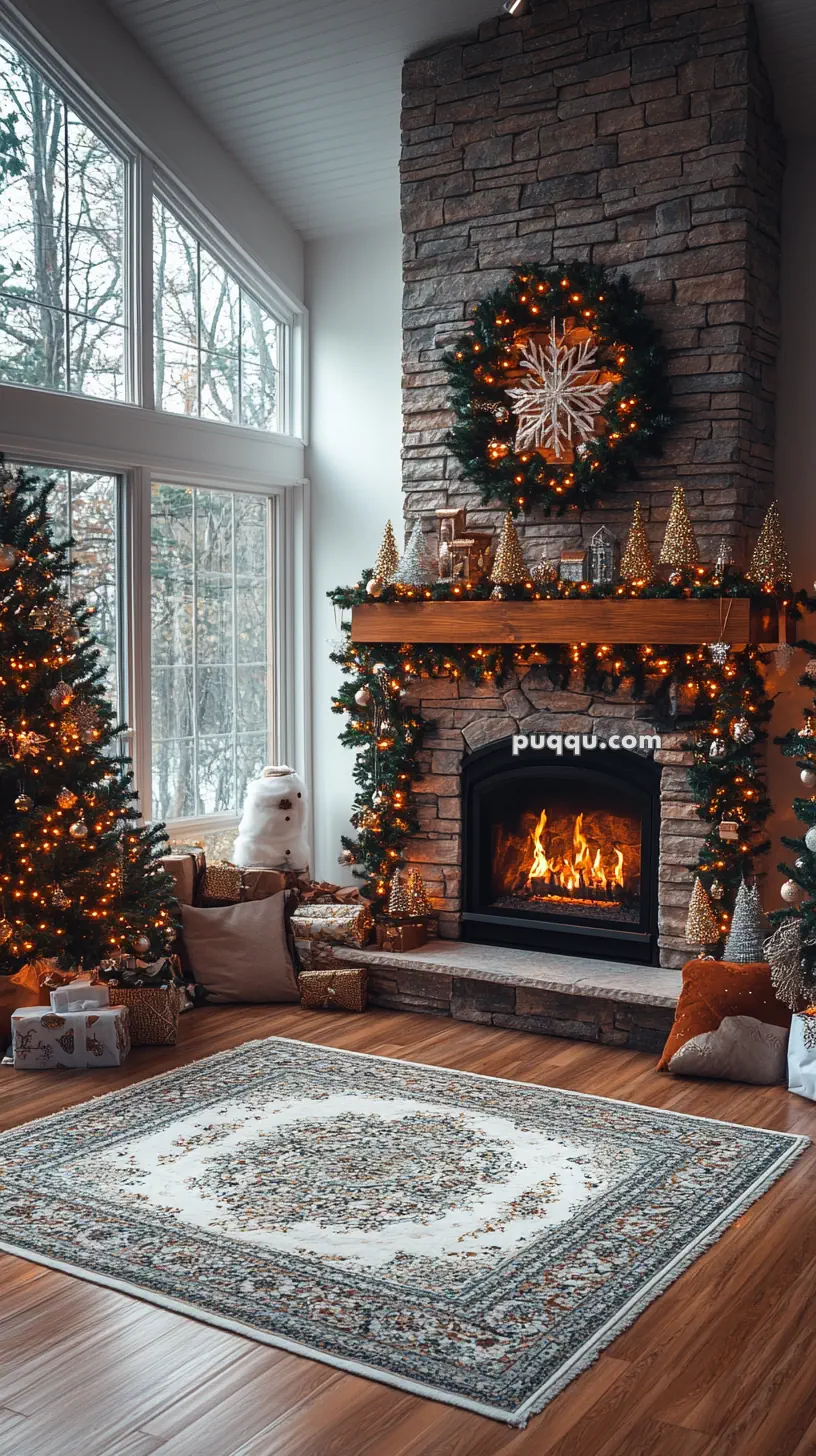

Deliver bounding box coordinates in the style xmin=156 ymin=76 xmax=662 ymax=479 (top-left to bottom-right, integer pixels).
xmin=805 ymin=826 xmax=816 ymax=853
xmin=781 ymin=879 xmax=802 ymax=904
xmin=134 ymin=934 xmax=150 ymax=954
xmin=366 ymin=576 xmax=383 ymax=598
xmin=354 ymin=686 xmax=371 ymax=708
xmin=801 ymin=768 xmax=816 ymax=789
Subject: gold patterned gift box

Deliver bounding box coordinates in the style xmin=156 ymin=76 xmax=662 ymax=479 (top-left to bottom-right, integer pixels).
xmin=299 ymin=967 xmax=367 ymax=1013
xmin=106 ymin=985 xmax=181 ymax=1046
xmin=291 ymin=901 xmax=373 ymax=973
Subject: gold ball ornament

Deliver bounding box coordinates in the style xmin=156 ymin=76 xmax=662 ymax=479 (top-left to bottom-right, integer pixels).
xmin=14 ymin=794 xmax=32 ymax=813
xmin=57 ymin=787 xmax=78 ymax=810
xmin=0 ymin=543 xmax=19 ymax=571
xmin=68 ymin=818 xmax=88 ymax=840
xmin=805 ymin=659 xmax=816 ymax=682
xmin=366 ymin=577 xmax=384 ymax=598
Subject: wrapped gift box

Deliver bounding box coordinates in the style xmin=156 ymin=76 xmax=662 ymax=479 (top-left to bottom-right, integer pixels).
xmin=12 ymin=1005 xmax=130 ymax=1070
xmin=788 ymin=1012 xmax=816 ymax=1100
xmin=299 ymin=967 xmax=367 ymax=1013
xmin=106 ymin=985 xmax=180 ymax=1046
xmin=50 ymin=977 xmax=110 ymax=1012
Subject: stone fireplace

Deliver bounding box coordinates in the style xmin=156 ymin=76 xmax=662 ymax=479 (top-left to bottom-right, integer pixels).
xmin=395 ymin=0 xmax=783 ymax=971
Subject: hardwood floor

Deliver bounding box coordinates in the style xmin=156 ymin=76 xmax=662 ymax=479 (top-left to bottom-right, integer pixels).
xmin=1 ymin=1004 xmax=815 ymax=1456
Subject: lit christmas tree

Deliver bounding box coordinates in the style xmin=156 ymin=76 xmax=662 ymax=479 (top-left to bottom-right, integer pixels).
xmin=659 ymin=485 xmax=699 ymax=570
xmin=767 ymin=640 xmax=816 ymax=1007
xmin=490 ymin=512 xmax=528 ymax=597
xmin=747 ymin=501 xmax=792 ymax=587
xmin=0 ymin=463 xmax=177 ymax=974
xmin=620 ymin=500 xmax=656 ymax=585
xmin=685 ymin=877 xmax=719 ymax=951
xmin=407 ymin=868 xmax=432 ymax=917
xmin=373 ymin=520 xmax=400 ymax=583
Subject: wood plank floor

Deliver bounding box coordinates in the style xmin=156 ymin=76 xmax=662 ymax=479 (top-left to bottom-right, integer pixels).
xmin=1 ymin=1004 xmax=815 ymax=1456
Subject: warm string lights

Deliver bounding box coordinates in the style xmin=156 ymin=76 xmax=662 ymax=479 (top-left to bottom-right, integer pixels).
xmin=0 ymin=462 xmax=178 ymax=973
xmin=443 ymin=260 xmax=673 ymax=515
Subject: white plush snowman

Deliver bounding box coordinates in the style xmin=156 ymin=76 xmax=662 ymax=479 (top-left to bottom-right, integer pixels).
xmin=233 ymin=765 xmax=310 ymax=871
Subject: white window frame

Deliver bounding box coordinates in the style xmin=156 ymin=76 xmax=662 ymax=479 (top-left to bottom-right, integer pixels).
xmin=0 ymin=6 xmax=311 ymax=844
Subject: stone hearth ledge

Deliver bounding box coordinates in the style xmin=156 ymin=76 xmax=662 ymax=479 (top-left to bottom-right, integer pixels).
xmin=332 ymin=940 xmax=681 ymax=1008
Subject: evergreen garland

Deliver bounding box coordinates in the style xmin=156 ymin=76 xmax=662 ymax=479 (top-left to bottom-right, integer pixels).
xmin=328 ymin=568 xmax=810 ymax=936
xmin=443 ymin=261 xmax=672 ymax=516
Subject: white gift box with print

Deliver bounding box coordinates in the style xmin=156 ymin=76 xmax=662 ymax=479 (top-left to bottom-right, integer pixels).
xmin=49 ymin=977 xmax=110 ymax=1012
xmin=787 ymin=1013 xmax=816 ymax=1100
xmin=11 ymin=1005 xmax=131 ymax=1070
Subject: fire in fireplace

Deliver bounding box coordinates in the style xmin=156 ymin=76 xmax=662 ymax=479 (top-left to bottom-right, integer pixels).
xmin=463 ymin=743 xmax=659 ymax=963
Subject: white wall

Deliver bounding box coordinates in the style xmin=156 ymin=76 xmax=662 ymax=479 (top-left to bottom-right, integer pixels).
xmin=307 ymin=225 xmax=403 ymax=881
xmin=10 ymin=0 xmax=303 ymax=303
xmin=767 ymin=139 xmax=816 ymax=900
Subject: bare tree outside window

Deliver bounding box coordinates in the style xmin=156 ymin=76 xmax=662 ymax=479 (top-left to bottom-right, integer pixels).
xmin=0 ymin=37 xmax=127 ymax=398
xmin=153 ymin=196 xmax=280 ymax=431
xmin=151 ymin=482 xmax=271 ymax=821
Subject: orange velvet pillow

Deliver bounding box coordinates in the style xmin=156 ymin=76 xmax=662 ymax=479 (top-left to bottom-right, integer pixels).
xmin=658 ymin=959 xmax=791 ymax=1084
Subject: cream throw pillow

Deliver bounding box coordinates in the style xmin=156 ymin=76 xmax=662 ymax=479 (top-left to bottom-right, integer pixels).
xmin=181 ymin=893 xmax=299 ymax=1003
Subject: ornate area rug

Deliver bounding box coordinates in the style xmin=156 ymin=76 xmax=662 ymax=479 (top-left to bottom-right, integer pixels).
xmin=0 ymin=1038 xmax=806 ymax=1426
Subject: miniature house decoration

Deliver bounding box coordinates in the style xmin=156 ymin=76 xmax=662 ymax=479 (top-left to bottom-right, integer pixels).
xmin=589 ymin=526 xmax=620 ymax=586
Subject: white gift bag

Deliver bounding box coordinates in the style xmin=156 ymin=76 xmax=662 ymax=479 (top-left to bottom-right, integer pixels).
xmin=787 ymin=1013 xmax=816 ymax=1101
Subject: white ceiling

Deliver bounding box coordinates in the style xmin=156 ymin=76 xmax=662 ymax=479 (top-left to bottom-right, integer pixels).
xmin=102 ymin=0 xmax=816 ymax=242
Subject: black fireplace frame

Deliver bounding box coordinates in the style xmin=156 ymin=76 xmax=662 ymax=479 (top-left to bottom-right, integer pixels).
xmin=461 ymin=740 xmax=661 ymax=964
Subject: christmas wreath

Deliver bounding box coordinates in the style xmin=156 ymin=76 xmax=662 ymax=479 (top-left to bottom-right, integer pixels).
xmin=444 ymin=261 xmax=673 ymax=516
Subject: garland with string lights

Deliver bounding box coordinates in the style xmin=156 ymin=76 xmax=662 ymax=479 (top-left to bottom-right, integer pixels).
xmin=443 ymin=261 xmax=672 ymax=516
xmin=330 ymin=571 xmax=812 ymax=943
xmin=0 ymin=462 xmax=178 ymax=975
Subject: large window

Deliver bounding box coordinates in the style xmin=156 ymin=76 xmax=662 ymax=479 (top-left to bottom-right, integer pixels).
xmin=151 ymin=483 xmax=271 ymax=820
xmin=0 ymin=35 xmax=129 ymax=399
xmin=153 ymin=196 xmax=282 ymax=431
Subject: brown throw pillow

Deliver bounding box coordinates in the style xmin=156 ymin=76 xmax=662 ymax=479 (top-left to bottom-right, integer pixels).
xmin=181 ymin=893 xmax=299 ymax=1004
xmin=658 ymin=959 xmax=791 ymax=1084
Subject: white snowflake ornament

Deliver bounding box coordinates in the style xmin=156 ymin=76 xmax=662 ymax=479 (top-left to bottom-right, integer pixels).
xmin=506 ymin=320 xmax=615 ymax=459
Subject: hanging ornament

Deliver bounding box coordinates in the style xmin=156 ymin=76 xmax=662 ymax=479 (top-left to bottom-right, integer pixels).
xmin=0 ymin=918 xmax=12 ymax=944
xmin=796 ymin=857 xmax=807 ymax=871
xmin=50 ymin=885 xmax=69 ymax=908
xmin=746 ymin=500 xmax=792 ymax=586
xmin=337 ymin=849 xmax=354 ymax=866
xmin=709 ymin=879 xmax=725 ymax=900
xmin=373 ymin=521 xmax=400 ymax=584
xmin=709 ymin=738 xmax=727 ymax=760
xmin=49 ymin=681 xmax=75 ymax=712
xmin=63 ymin=702 xmax=99 ymax=743
xmin=804 ymin=659 xmax=816 ymax=683
xmin=707 ymin=640 xmax=730 ymax=667
xmin=774 ymin=641 xmax=796 ymax=675
xmin=134 ymin=934 xmax=151 ymax=955
xmin=801 ymin=768 xmax=816 ymax=789
xmin=0 ymin=543 xmax=19 ymax=571
xmin=30 ymin=607 xmax=48 ymax=629
xmin=56 ymin=786 xmax=78 ymax=810
xmin=354 ymin=686 xmax=372 ymax=708
xmin=372 ymin=788 xmax=388 ymax=807
xmin=371 ymin=662 xmax=387 ymax=677
xmin=658 ymin=485 xmax=699 ymax=570
xmin=366 ymin=576 xmax=384 ymax=598
xmin=718 ymin=819 xmax=739 ymax=841
xmin=489 ymin=512 xmax=528 ymax=596
xmin=781 ymin=879 xmax=802 ymax=904
xmin=805 ymin=826 xmax=816 ymax=853
xmin=68 ymin=818 xmax=88 ymax=840
xmin=620 ymin=500 xmax=656 ymax=585
xmin=731 ymin=716 xmax=755 ymax=745
xmin=14 ymin=794 xmax=32 ymax=813
xmin=15 ymin=730 xmax=48 ymax=758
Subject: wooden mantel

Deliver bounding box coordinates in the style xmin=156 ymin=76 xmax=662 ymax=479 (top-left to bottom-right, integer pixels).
xmin=350 ymin=597 xmax=786 ymax=646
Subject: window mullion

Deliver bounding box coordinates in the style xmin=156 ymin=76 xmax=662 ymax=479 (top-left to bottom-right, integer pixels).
xmin=192 ymin=489 xmax=199 ymax=815
xmin=231 ymin=492 xmax=238 ymax=812
xmin=63 ymin=107 xmax=70 ymax=395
